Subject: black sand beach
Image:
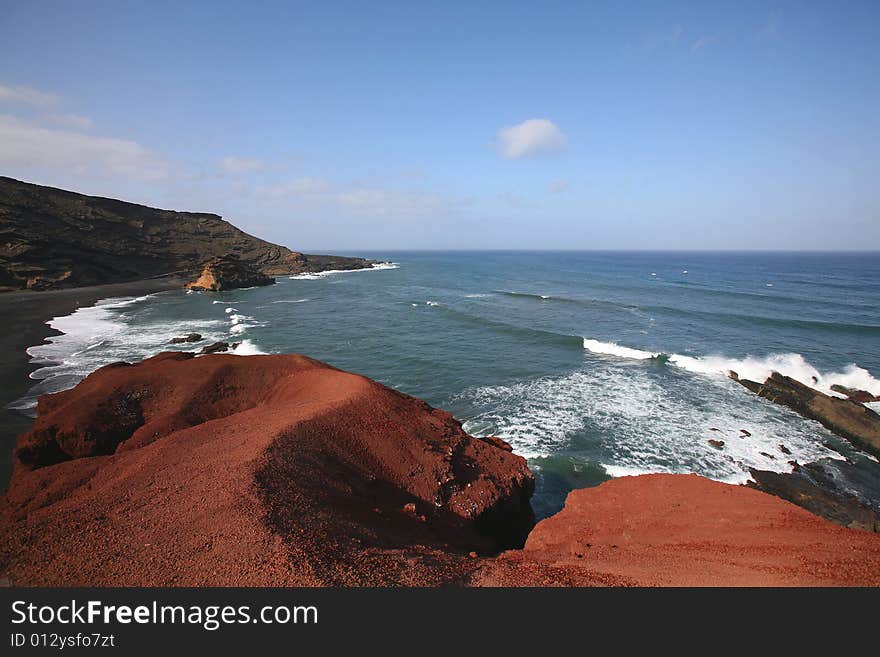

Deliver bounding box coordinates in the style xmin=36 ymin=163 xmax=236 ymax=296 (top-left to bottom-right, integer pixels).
xmin=0 ymin=276 xmax=185 ymax=490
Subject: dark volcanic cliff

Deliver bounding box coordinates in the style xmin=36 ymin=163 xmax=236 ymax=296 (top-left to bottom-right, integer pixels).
xmin=0 ymin=176 xmax=375 ymax=291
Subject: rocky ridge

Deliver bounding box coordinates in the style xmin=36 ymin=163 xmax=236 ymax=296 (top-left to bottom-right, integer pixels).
xmin=0 ymin=176 xmax=376 ymax=291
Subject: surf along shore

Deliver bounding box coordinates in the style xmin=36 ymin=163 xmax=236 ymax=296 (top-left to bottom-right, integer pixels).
xmin=0 ymin=275 xmax=186 ymax=487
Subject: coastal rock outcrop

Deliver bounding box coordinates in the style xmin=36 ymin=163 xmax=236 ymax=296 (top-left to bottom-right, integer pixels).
xmin=184 ymin=256 xmax=274 ymax=291
xmin=1 ymin=352 xmax=534 ymax=585
xmin=168 ymin=333 xmax=202 ymax=344
xmin=747 ymin=467 xmax=880 ymax=532
xmin=0 ymin=176 xmax=377 ymax=291
xmin=830 ymin=384 xmax=878 ymax=404
xmin=730 ymin=371 xmax=880 ymax=458
xmin=473 ymin=474 xmax=880 ymax=586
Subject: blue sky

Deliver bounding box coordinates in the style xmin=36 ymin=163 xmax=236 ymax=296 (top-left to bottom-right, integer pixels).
xmin=1 ymin=1 xmax=878 ymax=251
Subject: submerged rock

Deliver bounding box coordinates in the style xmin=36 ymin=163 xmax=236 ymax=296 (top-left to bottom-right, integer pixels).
xmin=185 ymin=255 xmax=275 ymax=292
xmin=731 ymin=371 xmax=880 ymax=459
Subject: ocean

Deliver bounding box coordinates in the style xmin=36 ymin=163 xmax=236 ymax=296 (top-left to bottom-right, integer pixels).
xmin=12 ymin=251 xmax=880 ymax=518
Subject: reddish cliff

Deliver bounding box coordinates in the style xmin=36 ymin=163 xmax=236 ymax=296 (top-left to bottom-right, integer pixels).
xmin=474 ymin=473 xmax=880 ymax=586
xmin=1 ymin=352 xmax=534 ymax=586
xmin=2 ymin=354 xmax=879 ymax=587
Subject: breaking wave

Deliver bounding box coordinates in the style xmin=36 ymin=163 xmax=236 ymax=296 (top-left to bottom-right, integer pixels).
xmin=582 ymin=338 xmax=880 ymax=397
xmin=289 ymin=262 xmax=399 ymax=280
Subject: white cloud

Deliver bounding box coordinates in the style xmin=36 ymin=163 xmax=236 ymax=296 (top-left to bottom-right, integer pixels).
xmin=496 ymin=118 xmax=567 ymax=159
xmin=220 ymin=156 xmax=263 ymax=174
xmin=547 ymin=180 xmax=570 ymax=193
xmin=0 ymin=83 xmax=59 ymax=108
xmin=0 ymin=114 xmax=169 ymax=181
xmin=45 ymin=113 xmax=94 ymax=129
xmin=691 ymin=35 xmax=717 ymax=52
xmin=258 ymin=176 xmax=463 ymax=218
xmin=624 ymin=25 xmax=684 ymax=55
xmin=262 ymin=177 xmax=332 ymax=197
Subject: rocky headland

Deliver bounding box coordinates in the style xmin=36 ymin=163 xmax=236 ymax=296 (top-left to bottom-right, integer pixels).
xmin=2 ymin=353 xmax=879 ymax=587
xmin=184 ymin=256 xmax=275 ymax=291
xmin=0 ymin=176 xmax=377 ymax=291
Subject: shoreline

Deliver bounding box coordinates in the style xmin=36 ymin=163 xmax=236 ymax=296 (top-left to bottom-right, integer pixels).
xmin=0 ymin=275 xmax=186 ymax=490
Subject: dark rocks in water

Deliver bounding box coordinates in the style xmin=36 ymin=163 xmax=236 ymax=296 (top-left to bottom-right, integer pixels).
xmin=830 ymin=384 xmax=878 ymax=404
xmin=708 ymin=439 xmax=725 ymax=450
xmin=0 ymin=176 xmax=377 ymax=291
xmin=747 ymin=468 xmax=880 ymax=533
xmin=185 ymin=256 xmax=274 ymax=292
xmin=731 ymin=371 xmax=880 ymax=459
xmin=778 ymin=443 xmax=792 ymax=455
xmin=740 ymin=429 xmax=752 ymax=437
xmin=760 ymin=452 xmax=775 ymax=459
xmin=168 ymin=333 xmax=202 ymax=344
xmin=199 ymin=341 xmax=239 ymax=354
xmin=709 ymin=427 xmax=719 ymax=432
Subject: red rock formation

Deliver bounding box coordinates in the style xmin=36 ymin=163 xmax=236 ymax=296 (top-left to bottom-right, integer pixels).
xmin=184 ymin=256 xmax=275 ymax=291
xmin=474 ymin=474 xmax=880 ymax=586
xmin=1 ymin=352 xmax=534 ymax=586
xmin=3 ymin=354 xmax=880 ymax=587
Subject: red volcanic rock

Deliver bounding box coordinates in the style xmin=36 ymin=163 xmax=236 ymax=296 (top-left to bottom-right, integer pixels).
xmin=5 ymin=353 xmax=880 ymax=588
xmin=1 ymin=352 xmax=534 ymax=586
xmin=481 ymin=436 xmax=514 ymax=452
xmin=474 ymin=474 xmax=880 ymax=586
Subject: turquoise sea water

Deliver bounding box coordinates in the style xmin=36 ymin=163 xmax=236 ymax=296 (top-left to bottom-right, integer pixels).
xmin=15 ymin=252 xmax=880 ymax=517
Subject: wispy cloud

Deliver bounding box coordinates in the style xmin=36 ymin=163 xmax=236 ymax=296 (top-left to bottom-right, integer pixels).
xmin=0 ymin=83 xmax=59 ymax=108
xmin=496 ymin=118 xmax=567 ymax=159
xmin=258 ymin=176 xmax=466 ymax=218
xmin=220 ymin=156 xmax=263 ymax=174
xmin=547 ymin=180 xmax=570 ymax=193
xmin=624 ymin=25 xmax=684 ymax=55
xmin=691 ymin=35 xmax=718 ymax=53
xmin=45 ymin=113 xmax=94 ymax=129
xmin=0 ymin=114 xmax=169 ymax=181
xmin=759 ymin=12 xmax=782 ymax=40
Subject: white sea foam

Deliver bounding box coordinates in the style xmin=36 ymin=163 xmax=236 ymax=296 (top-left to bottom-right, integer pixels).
xmin=231 ymin=339 xmax=267 ymax=355
xmin=458 ymin=366 xmax=843 ymax=479
xmin=426 ymin=301 xmax=439 ymax=307
xmin=289 ymin=262 xmax=400 ymax=280
xmin=464 ymin=293 xmax=490 ymax=298
xmin=228 ymin=312 xmax=264 ymax=336
xmin=583 ymin=337 xmax=880 ymax=398
xmin=10 ymin=292 xmax=267 ymax=413
xmin=583 ymin=338 xmax=659 ymax=360
xmin=600 ymin=463 xmax=659 ymax=478
xmin=668 ymin=353 xmax=880 ymax=397
xmin=271 ymin=298 xmax=309 ymax=304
